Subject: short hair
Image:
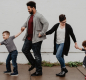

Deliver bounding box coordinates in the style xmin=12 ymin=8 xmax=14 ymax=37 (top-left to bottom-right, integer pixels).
xmin=26 ymin=1 xmax=36 ymax=9
xmin=59 ymin=14 xmax=66 ymax=22
xmin=82 ymin=40 xmax=86 ymax=47
xmin=2 ymin=31 xmax=10 ymax=35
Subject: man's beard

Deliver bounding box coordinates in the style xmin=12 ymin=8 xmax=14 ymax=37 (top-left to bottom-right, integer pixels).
xmin=30 ymin=10 xmax=33 ymax=14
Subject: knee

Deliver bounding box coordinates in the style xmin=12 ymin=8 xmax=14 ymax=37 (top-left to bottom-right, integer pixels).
xmin=35 ymin=56 xmax=41 ymax=61
xmin=6 ymin=59 xmax=9 ymax=64
xmin=12 ymin=63 xmax=17 ymax=68
xmin=56 ymin=55 xmax=61 ymax=60
xmin=12 ymin=61 xmax=17 ymax=67
xmin=22 ymin=47 xmax=30 ymax=55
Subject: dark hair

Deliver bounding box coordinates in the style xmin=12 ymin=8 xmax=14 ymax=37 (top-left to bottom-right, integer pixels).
xmin=82 ymin=40 xmax=86 ymax=47
xmin=59 ymin=14 xmax=66 ymax=22
xmin=26 ymin=1 xmax=36 ymax=9
xmin=2 ymin=31 xmax=10 ymax=35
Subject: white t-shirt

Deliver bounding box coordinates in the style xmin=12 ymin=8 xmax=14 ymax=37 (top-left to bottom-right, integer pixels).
xmin=56 ymin=25 xmax=65 ymax=44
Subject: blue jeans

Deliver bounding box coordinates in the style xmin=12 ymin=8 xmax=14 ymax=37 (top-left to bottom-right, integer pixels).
xmin=22 ymin=39 xmax=42 ymax=73
xmin=6 ymin=50 xmax=18 ymax=74
xmin=56 ymin=43 xmax=65 ymax=68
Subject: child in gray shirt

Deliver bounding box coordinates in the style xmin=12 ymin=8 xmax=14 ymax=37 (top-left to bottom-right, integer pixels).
xmin=0 ymin=30 xmax=23 ymax=76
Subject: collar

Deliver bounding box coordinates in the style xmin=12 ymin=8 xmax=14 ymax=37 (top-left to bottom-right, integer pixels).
xmin=33 ymin=11 xmax=37 ymax=17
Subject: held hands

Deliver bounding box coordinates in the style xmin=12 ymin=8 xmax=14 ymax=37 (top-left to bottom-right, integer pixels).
xmin=21 ymin=27 xmax=25 ymax=32
xmin=15 ymin=27 xmax=25 ymax=38
xmin=38 ymin=33 xmax=46 ymax=37
xmin=74 ymin=42 xmax=79 ymax=49
xmin=38 ymin=33 xmax=42 ymax=37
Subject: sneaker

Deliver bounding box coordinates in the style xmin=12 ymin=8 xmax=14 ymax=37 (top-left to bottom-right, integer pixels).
xmin=10 ymin=73 xmax=18 ymax=76
xmin=4 ymin=71 xmax=11 ymax=74
xmin=82 ymin=65 xmax=85 ymax=68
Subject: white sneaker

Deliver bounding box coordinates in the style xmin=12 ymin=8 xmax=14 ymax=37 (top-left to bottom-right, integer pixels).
xmin=82 ymin=65 xmax=85 ymax=68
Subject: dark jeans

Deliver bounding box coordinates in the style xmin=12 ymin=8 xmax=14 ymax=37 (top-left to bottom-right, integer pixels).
xmin=22 ymin=39 xmax=42 ymax=73
xmin=83 ymin=56 xmax=86 ymax=67
xmin=6 ymin=50 xmax=18 ymax=74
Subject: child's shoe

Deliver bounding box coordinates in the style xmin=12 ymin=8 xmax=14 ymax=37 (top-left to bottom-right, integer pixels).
xmin=4 ymin=71 xmax=11 ymax=74
xmin=82 ymin=65 xmax=86 ymax=68
xmin=10 ymin=73 xmax=18 ymax=76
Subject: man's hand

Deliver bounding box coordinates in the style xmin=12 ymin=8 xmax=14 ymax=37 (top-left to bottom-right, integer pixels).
xmin=38 ymin=33 xmax=42 ymax=37
xmin=21 ymin=27 xmax=25 ymax=32
xmin=75 ymin=42 xmax=79 ymax=49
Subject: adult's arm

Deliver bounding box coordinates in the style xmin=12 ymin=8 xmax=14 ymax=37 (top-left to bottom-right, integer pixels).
xmin=69 ymin=26 xmax=77 ymax=43
xmin=69 ymin=25 xmax=79 ymax=49
xmin=46 ymin=23 xmax=58 ymax=35
xmin=21 ymin=21 xmax=27 ymax=32
xmin=22 ymin=16 xmax=30 ymax=28
xmin=39 ymin=14 xmax=49 ymax=36
xmin=22 ymin=21 xmax=27 ymax=28
xmin=21 ymin=17 xmax=30 ymax=31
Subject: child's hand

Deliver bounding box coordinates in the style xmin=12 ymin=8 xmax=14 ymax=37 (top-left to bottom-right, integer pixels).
xmin=77 ymin=47 xmax=82 ymax=50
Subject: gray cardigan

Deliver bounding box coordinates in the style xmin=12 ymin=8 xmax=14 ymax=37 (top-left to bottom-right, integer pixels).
xmin=22 ymin=11 xmax=49 ymax=43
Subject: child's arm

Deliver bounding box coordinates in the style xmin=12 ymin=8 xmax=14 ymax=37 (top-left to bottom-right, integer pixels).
xmin=0 ymin=41 xmax=4 ymax=45
xmin=78 ymin=47 xmax=85 ymax=51
xmin=78 ymin=47 xmax=83 ymax=50
xmin=15 ymin=31 xmax=23 ymax=38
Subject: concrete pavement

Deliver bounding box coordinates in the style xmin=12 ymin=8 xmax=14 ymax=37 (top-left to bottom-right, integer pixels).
xmin=0 ymin=64 xmax=85 ymax=80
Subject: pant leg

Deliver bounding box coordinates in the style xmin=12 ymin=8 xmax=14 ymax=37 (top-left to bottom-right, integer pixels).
xmin=6 ymin=53 xmax=11 ymax=72
xmin=22 ymin=39 xmax=35 ymax=66
xmin=83 ymin=56 xmax=86 ymax=67
xmin=32 ymin=41 xmax=42 ymax=73
xmin=56 ymin=43 xmax=65 ymax=68
xmin=11 ymin=50 xmax=18 ymax=74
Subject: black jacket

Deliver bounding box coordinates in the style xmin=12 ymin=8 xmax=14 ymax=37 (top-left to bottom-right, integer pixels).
xmin=46 ymin=23 xmax=77 ymax=56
